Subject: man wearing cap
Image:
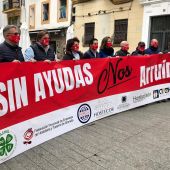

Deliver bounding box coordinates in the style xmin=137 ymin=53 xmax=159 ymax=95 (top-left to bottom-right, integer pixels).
xmin=131 ymin=42 xmax=146 ymax=56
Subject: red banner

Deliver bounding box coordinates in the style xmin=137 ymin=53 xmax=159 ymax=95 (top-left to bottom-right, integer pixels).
xmin=0 ymin=54 xmax=170 ymax=130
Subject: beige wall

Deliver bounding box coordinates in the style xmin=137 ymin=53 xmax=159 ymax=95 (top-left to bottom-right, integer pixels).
xmin=73 ymin=0 xmax=143 ymax=53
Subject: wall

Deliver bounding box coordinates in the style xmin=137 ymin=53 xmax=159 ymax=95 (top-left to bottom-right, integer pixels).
xmin=25 ymin=0 xmax=72 ymax=31
xmin=73 ymin=0 xmax=143 ymax=53
xmin=141 ymin=1 xmax=170 ymax=47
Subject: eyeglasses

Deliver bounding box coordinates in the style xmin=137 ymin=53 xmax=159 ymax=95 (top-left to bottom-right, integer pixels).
xmin=7 ymin=32 xmax=20 ymax=36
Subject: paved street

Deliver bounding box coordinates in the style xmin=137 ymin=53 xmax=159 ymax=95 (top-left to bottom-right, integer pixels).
xmin=0 ymin=101 xmax=170 ymax=170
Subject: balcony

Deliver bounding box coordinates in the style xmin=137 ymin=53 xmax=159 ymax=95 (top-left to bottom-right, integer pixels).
xmin=72 ymin=0 xmax=93 ymax=5
xmin=3 ymin=0 xmax=21 ymax=13
xmin=139 ymin=0 xmax=168 ymax=5
xmin=110 ymin=0 xmax=133 ymax=5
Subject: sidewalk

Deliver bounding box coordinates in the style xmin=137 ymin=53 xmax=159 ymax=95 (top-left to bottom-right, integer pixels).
xmin=0 ymin=102 xmax=170 ymax=170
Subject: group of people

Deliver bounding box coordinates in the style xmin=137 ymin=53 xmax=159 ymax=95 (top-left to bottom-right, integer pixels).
xmin=0 ymin=25 xmax=168 ymax=63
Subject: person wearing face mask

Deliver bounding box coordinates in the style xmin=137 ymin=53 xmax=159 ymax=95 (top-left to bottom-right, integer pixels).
xmin=115 ymin=41 xmax=130 ymax=57
xmin=131 ymin=42 xmax=146 ymax=56
xmin=0 ymin=25 xmax=24 ymax=62
xmin=145 ymin=39 xmax=161 ymax=55
xmin=63 ymin=37 xmax=83 ymax=60
xmin=99 ymin=36 xmax=114 ymax=58
xmin=83 ymin=38 xmax=99 ymax=59
xmin=25 ymin=30 xmax=55 ymax=62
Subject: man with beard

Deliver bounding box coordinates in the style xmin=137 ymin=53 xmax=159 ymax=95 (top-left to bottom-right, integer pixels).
xmin=145 ymin=39 xmax=161 ymax=55
xmin=83 ymin=38 xmax=99 ymax=59
xmin=99 ymin=36 xmax=114 ymax=58
xmin=115 ymin=41 xmax=130 ymax=57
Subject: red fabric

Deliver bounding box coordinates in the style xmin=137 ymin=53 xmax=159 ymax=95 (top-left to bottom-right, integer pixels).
xmin=0 ymin=54 xmax=170 ymax=130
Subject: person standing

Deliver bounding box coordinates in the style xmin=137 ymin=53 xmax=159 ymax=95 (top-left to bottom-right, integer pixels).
xmin=99 ymin=36 xmax=114 ymax=58
xmin=115 ymin=41 xmax=130 ymax=57
xmin=145 ymin=39 xmax=161 ymax=54
xmin=63 ymin=37 xmax=83 ymax=60
xmin=25 ymin=30 xmax=55 ymax=62
xmin=0 ymin=25 xmax=24 ymax=62
xmin=131 ymin=42 xmax=146 ymax=56
xmin=83 ymin=38 xmax=99 ymax=59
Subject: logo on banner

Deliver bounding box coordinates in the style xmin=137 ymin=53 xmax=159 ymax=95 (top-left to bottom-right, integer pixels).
xmin=153 ymin=88 xmax=170 ymax=99
xmin=121 ymin=96 xmax=127 ymax=103
xmin=0 ymin=130 xmax=16 ymax=161
xmin=77 ymin=104 xmax=91 ymax=123
xmin=117 ymin=96 xmax=130 ymax=110
xmin=133 ymin=93 xmax=151 ymax=103
xmin=94 ymin=100 xmax=114 ymax=118
xmin=23 ymin=128 xmax=34 ymax=145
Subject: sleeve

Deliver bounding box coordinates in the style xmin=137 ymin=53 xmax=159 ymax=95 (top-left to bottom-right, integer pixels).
xmin=25 ymin=47 xmax=35 ymax=61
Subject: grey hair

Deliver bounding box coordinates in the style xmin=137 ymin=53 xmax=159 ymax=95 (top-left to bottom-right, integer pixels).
xmin=3 ymin=25 xmax=18 ymax=36
xmin=120 ymin=41 xmax=129 ymax=47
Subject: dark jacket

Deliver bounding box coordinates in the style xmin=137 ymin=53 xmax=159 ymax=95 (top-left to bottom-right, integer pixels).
xmin=83 ymin=49 xmax=99 ymax=59
xmin=0 ymin=41 xmax=24 ymax=62
xmin=63 ymin=51 xmax=83 ymax=60
xmin=99 ymin=48 xmax=114 ymax=58
xmin=115 ymin=49 xmax=130 ymax=57
xmin=31 ymin=43 xmax=55 ymax=61
xmin=131 ymin=49 xmax=145 ymax=56
xmin=145 ymin=46 xmax=160 ymax=55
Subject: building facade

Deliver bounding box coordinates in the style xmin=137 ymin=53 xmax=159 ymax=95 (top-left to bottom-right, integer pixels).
xmin=140 ymin=0 xmax=170 ymax=52
xmin=72 ymin=0 xmax=143 ymax=53
xmin=0 ymin=0 xmax=21 ymax=27
xmin=26 ymin=0 xmax=72 ymax=58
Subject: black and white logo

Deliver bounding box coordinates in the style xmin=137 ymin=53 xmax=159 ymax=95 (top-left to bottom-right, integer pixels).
xmin=77 ymin=104 xmax=91 ymax=124
xmin=121 ymin=96 xmax=127 ymax=103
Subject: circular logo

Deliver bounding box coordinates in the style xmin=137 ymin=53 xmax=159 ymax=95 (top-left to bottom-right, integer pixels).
xmin=0 ymin=130 xmax=16 ymax=162
xmin=77 ymin=104 xmax=91 ymax=124
xmin=24 ymin=128 xmax=34 ymax=141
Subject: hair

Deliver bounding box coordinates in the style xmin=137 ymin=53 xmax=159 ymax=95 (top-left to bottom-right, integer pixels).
xmin=100 ymin=36 xmax=111 ymax=50
xmin=3 ymin=25 xmax=18 ymax=37
xmin=37 ymin=30 xmax=49 ymax=41
xmin=138 ymin=41 xmax=145 ymax=47
xmin=120 ymin=41 xmax=129 ymax=47
xmin=66 ymin=37 xmax=79 ymax=52
xmin=89 ymin=38 xmax=98 ymax=46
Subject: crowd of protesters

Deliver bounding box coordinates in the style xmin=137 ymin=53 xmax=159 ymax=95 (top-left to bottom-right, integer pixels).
xmin=0 ymin=25 xmax=169 ymax=63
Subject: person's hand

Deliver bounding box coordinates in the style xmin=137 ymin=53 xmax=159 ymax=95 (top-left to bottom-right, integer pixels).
xmin=12 ymin=59 xmax=20 ymax=63
xmin=30 ymin=58 xmax=37 ymax=62
xmin=55 ymin=58 xmax=61 ymax=63
xmin=44 ymin=59 xmax=51 ymax=63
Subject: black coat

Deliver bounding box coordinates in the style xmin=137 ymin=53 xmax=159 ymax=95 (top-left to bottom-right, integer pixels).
xmin=0 ymin=41 xmax=24 ymax=62
xmin=131 ymin=49 xmax=145 ymax=56
xmin=83 ymin=49 xmax=99 ymax=59
xmin=115 ymin=49 xmax=130 ymax=57
xmin=31 ymin=43 xmax=55 ymax=61
xmin=63 ymin=51 xmax=83 ymax=60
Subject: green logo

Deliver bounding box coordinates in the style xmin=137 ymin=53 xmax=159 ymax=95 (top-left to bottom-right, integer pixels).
xmin=0 ymin=131 xmax=16 ymax=162
xmin=0 ymin=134 xmax=14 ymax=156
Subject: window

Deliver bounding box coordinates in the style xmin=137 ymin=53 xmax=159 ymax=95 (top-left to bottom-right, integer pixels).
xmin=84 ymin=22 xmax=95 ymax=46
xmin=150 ymin=15 xmax=170 ymax=52
xmin=58 ymin=0 xmax=68 ymax=22
xmin=113 ymin=19 xmax=128 ymax=45
xmin=29 ymin=4 xmax=35 ymax=29
xmin=41 ymin=0 xmax=50 ymax=24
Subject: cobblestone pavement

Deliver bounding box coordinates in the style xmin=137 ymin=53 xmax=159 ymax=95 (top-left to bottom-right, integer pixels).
xmin=0 ymin=102 xmax=170 ymax=170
